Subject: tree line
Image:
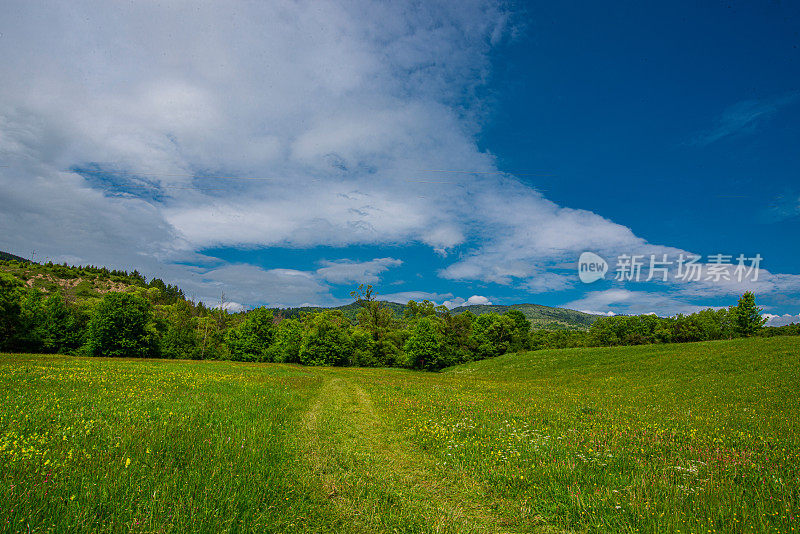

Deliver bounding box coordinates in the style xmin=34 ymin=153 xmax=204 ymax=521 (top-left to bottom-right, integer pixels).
xmin=529 ymin=292 xmax=781 ymax=350
xmin=0 ymin=267 xmax=791 ymax=371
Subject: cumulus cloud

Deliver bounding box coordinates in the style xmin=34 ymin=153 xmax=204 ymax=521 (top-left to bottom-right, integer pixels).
xmin=316 ymin=257 xmax=402 ymax=285
xmin=763 ymin=313 xmax=800 ymax=327
xmin=0 ymin=0 xmax=511 ymax=305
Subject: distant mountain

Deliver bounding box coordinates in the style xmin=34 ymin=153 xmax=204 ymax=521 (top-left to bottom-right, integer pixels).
xmin=450 ymin=303 xmax=599 ymax=329
xmin=272 ymin=301 xmax=599 ymax=330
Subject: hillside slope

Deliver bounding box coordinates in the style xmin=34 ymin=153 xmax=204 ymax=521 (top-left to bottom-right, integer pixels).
xmin=0 ymin=256 xmax=147 ymax=301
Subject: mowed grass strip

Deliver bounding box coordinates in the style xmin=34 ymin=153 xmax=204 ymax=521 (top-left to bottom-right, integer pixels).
xmin=298 ymin=374 xmax=522 ymax=533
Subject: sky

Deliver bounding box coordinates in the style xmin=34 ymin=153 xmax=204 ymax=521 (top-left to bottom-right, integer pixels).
xmin=0 ymin=1 xmax=798 ymax=324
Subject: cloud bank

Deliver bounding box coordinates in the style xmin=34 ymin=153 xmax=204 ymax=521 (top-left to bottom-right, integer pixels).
xmin=0 ymin=1 xmax=798 ymax=314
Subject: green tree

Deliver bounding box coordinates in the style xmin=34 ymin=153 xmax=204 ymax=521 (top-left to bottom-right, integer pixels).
xmin=504 ymin=309 xmax=531 ymax=352
xmin=299 ymin=311 xmax=351 ymax=366
xmin=225 ymin=307 xmax=276 ymax=361
xmin=86 ymin=292 xmax=157 ymax=358
xmin=732 ymin=291 xmax=766 ymax=337
xmin=403 ymin=299 xmax=446 ymax=319
xmin=404 ymin=316 xmax=449 ymax=371
xmin=350 ymin=285 xmax=402 ymax=366
xmin=270 ymin=317 xmax=304 ymax=363
xmin=15 ymin=289 xmax=46 ymax=352
xmin=441 ymin=311 xmax=475 ymax=365
xmin=159 ymin=300 xmax=200 ymax=359
xmin=470 ymin=313 xmax=515 ymax=360
xmin=42 ymin=292 xmax=84 ymax=353
xmin=350 ymin=326 xmax=378 ymax=367
xmin=0 ymin=273 xmax=24 ymax=349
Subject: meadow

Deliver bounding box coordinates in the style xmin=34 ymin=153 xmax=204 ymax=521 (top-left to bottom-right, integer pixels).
xmin=0 ymin=336 xmax=798 ymax=533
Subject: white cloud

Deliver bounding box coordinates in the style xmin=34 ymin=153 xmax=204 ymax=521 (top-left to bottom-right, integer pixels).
xmin=564 ymin=289 xmax=712 ymax=317
xmin=764 ymin=313 xmax=800 ymax=327
xmin=689 ymin=93 xmax=798 ymax=146
xmin=214 ymin=302 xmax=246 ymax=313
xmin=0 ymin=0 xmax=510 ymax=305
xmin=316 ymin=257 xmax=402 ymax=285
xmin=441 ymin=297 xmax=466 ymax=309
xmin=441 ymin=295 xmax=493 ymax=309
xmin=181 ymin=264 xmax=336 ymax=310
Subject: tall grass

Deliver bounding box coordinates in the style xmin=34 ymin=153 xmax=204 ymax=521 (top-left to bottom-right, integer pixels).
xmin=1 ymin=336 xmax=798 ymax=532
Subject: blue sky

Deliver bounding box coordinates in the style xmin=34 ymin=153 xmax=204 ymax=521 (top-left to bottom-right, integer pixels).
xmin=0 ymin=1 xmax=798 ymax=323
xmin=481 ymin=2 xmax=800 ymax=275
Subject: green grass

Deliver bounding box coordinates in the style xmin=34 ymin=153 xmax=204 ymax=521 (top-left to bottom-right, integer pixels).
xmin=1 ymin=337 xmax=798 ymax=532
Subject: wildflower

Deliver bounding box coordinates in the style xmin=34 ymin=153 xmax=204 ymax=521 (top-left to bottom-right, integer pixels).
xmin=125 ymin=458 xmax=131 ymax=468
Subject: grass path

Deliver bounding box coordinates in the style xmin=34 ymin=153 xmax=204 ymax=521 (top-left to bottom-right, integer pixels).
xmin=300 ymin=375 xmax=538 ymax=533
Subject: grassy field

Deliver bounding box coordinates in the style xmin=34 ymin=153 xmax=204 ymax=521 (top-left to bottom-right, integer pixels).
xmin=0 ymin=337 xmax=798 ymax=533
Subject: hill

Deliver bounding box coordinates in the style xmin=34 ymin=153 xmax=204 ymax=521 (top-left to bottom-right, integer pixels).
xmin=271 ymin=301 xmax=406 ymax=322
xmin=1 ymin=250 xmax=597 ymax=328
xmin=0 ymin=253 xmax=156 ymax=302
xmin=450 ymin=302 xmax=598 ymax=329
xmin=0 ymin=250 xmax=29 ymax=263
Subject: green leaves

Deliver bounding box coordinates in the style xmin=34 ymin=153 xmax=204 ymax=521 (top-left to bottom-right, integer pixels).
xmin=225 ymin=307 xmax=276 ymax=362
xmin=733 ymin=291 xmax=766 ymax=337
xmin=299 ymin=311 xmax=351 ymax=366
xmin=86 ymin=292 xmax=155 ymax=358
